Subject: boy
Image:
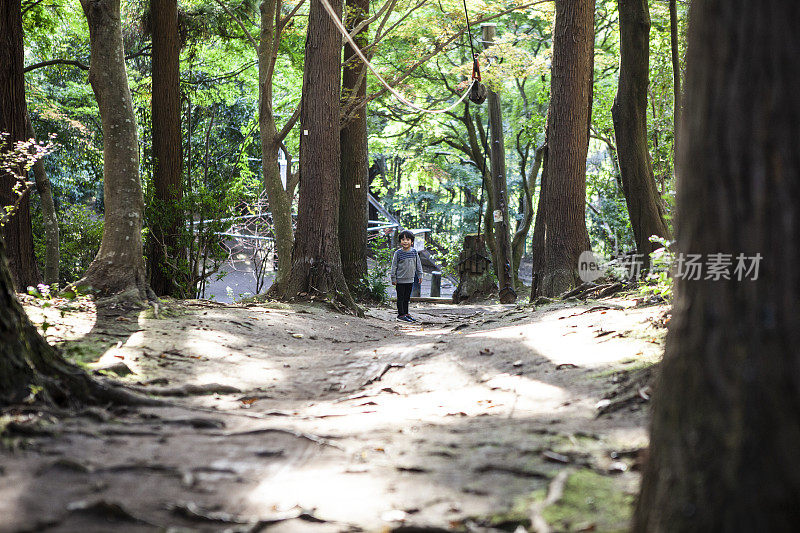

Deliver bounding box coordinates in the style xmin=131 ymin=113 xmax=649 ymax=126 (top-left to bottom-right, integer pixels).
xmin=390 ymin=230 xmax=424 ymax=323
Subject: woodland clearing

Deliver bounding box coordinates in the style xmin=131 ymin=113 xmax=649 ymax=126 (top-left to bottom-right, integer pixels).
xmin=1 ymin=295 xmax=666 ymax=533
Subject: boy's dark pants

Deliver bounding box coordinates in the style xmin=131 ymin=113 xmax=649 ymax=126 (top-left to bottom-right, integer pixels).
xmin=396 ymin=283 xmax=413 ymax=316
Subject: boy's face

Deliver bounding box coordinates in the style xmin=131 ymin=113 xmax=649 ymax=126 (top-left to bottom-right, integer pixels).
xmin=400 ymin=236 xmax=413 ymax=250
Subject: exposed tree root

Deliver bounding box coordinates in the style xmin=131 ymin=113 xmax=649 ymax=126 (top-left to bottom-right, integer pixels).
xmin=127 ymin=382 xmax=242 ymax=397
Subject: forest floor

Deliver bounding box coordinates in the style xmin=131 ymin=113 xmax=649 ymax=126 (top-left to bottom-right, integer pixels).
xmin=1 ymin=292 xmax=668 ymax=533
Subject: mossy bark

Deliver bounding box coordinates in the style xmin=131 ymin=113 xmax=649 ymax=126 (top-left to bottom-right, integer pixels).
xmin=634 ymin=1 xmax=800 ymax=529
xmin=76 ymin=0 xmax=151 ymax=301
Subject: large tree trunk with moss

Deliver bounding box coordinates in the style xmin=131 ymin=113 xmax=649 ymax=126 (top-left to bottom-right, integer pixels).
xmin=259 ymin=0 xmax=295 ymax=288
xmin=149 ymin=0 xmax=183 ymax=296
xmin=0 ymin=238 xmax=158 ymax=406
xmin=634 ymin=1 xmax=800 ymax=530
xmin=0 ymin=0 xmax=40 ymax=291
xmin=612 ymin=0 xmax=670 ymax=269
xmin=274 ymin=0 xmax=357 ymax=313
xmin=338 ymin=0 xmax=370 ymax=291
xmin=530 ymin=0 xmax=594 ymax=297
xmin=76 ymin=0 xmax=150 ymax=301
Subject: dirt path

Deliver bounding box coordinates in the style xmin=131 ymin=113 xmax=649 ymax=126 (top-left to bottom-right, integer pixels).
xmin=1 ymin=296 xmax=667 ymax=533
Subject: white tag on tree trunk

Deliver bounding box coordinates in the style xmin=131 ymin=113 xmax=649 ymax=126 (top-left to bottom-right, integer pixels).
xmin=493 ymin=209 xmax=502 ymax=222
xmin=355 ymin=184 xmax=361 ymax=188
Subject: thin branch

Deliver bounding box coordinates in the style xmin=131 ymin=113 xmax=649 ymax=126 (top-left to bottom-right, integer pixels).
xmin=276 ymin=103 xmax=301 ymax=141
xmin=22 ymin=0 xmax=46 ymax=15
xmin=24 ymin=59 xmax=89 ymax=73
xmin=345 ymin=0 xmax=553 ymax=119
xmin=279 ymin=0 xmax=307 ymax=32
xmin=183 ymin=61 xmax=257 ymax=84
xmin=349 ymin=0 xmax=397 ymax=37
xmin=210 ymin=0 xmax=258 ymax=50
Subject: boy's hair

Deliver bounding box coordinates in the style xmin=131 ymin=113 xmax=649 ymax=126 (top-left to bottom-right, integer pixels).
xmin=398 ymin=230 xmax=415 ymax=242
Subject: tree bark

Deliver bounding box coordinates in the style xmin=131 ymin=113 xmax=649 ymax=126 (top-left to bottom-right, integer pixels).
xmin=482 ymin=24 xmax=515 ymax=303
xmin=77 ymin=0 xmax=150 ymax=301
xmin=275 ymin=0 xmax=358 ymax=313
xmin=669 ymin=0 xmax=680 ymax=161
xmin=0 ymin=236 xmax=159 ymax=407
xmin=339 ymin=0 xmax=370 ymax=291
xmin=634 ymin=1 xmax=800 ymax=530
xmin=611 ymin=0 xmax=670 ymax=269
xmin=512 ymin=144 xmax=542 ymax=283
xmin=259 ymin=0 xmax=297 ymax=288
xmin=149 ymin=0 xmax=183 ymax=297
xmin=531 ymin=0 xmax=594 ymax=297
xmin=0 ymin=0 xmax=40 ymax=291
xmin=26 ymin=114 xmax=60 ymax=287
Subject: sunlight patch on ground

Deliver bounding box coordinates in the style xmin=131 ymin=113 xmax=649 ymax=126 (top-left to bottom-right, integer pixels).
xmin=300 ymin=359 xmax=571 ymax=433
xmin=466 ymin=307 xmax=661 ymax=368
xmin=245 ymin=464 xmax=390 ymax=524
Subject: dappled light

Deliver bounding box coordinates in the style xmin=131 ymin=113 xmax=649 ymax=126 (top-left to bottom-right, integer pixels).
xmin=1 ymin=0 xmax=735 ymax=529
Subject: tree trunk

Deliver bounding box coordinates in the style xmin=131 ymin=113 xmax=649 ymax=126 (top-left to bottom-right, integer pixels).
xmin=149 ymin=0 xmax=183 ymax=297
xmin=634 ymin=1 xmax=800 ymax=530
xmin=611 ymin=0 xmax=670 ymax=269
xmin=0 ymin=236 xmax=159 ymax=407
xmin=339 ymin=0 xmax=370 ymax=291
xmin=529 ymin=140 xmax=548 ymax=300
xmin=259 ymin=0 xmax=294 ymax=288
xmin=482 ymin=24 xmax=515 ymax=303
xmin=512 ymin=144 xmax=542 ymax=283
xmin=669 ymin=0 xmax=680 ymax=162
xmin=77 ymin=0 xmax=150 ymax=301
xmin=531 ymin=0 xmax=594 ymax=297
xmin=275 ymin=0 xmax=358 ymax=313
xmin=0 ymin=0 xmax=40 ymax=291
xmin=25 ymin=115 xmax=60 ymax=287
xmin=473 ymin=111 xmax=497 ymax=267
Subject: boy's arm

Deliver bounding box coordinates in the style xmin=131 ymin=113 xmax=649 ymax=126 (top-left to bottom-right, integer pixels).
xmin=390 ymin=250 xmax=398 ymax=284
xmin=415 ymin=250 xmax=424 ymax=283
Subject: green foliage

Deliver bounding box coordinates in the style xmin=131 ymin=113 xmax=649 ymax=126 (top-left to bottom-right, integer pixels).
xmin=143 ymin=182 xmax=235 ymax=299
xmin=641 ymin=235 xmax=675 ymax=300
xmin=32 ymin=204 xmax=103 ymax=285
xmin=356 ymin=235 xmax=394 ymax=303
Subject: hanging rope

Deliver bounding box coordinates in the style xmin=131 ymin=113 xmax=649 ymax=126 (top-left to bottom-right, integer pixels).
xmin=462 ymin=0 xmax=487 ymax=104
xmin=318 ymin=0 xmax=477 ymax=114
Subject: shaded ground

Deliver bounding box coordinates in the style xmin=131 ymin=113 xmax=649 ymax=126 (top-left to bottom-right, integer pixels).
xmin=1 ymin=293 xmax=667 ymax=533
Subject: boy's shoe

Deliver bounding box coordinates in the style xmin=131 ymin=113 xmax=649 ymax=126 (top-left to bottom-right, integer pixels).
xmin=404 ymin=314 xmax=417 ymax=322
xmin=397 ymin=315 xmax=414 ymax=323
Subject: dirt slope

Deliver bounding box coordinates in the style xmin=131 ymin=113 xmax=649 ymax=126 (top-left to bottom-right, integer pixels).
xmin=0 ymin=296 xmax=666 ymax=533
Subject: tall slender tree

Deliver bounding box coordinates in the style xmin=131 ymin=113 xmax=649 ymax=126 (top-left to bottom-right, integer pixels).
xmin=149 ymin=0 xmax=183 ymax=296
xmin=0 ymin=0 xmax=40 ymax=290
xmin=612 ymin=0 xmax=670 ymax=268
xmin=258 ymin=0 xmax=302 ymax=288
xmin=76 ymin=0 xmax=151 ymax=301
xmin=339 ymin=0 xmax=370 ymax=291
xmin=26 ymin=114 xmax=59 ymax=286
xmin=669 ymin=0 xmax=680 ymax=161
xmin=530 ymin=0 xmax=594 ymax=297
xmin=274 ymin=0 xmax=358 ymax=313
xmin=634 ymin=1 xmax=800 ymax=529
